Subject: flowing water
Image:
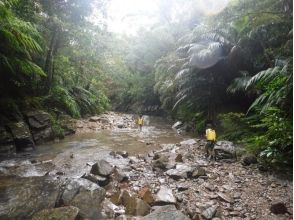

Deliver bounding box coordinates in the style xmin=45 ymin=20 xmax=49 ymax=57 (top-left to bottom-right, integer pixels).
xmin=0 ymin=116 xmax=190 ymax=178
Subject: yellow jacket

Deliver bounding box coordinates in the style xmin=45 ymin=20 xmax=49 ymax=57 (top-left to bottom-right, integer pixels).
xmin=206 ymin=128 xmax=216 ymax=141
xmin=138 ymin=118 xmax=144 ymax=125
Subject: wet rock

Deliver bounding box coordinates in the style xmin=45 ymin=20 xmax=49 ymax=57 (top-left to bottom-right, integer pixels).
xmin=0 ymin=176 xmax=60 ymax=219
xmin=142 ymin=205 xmax=189 ymax=220
xmin=155 ymin=186 xmax=176 ymax=204
xmin=90 ymin=159 xmax=114 ymax=176
xmin=31 ymin=206 xmax=80 ymax=220
xmin=166 ymin=164 xmax=193 ymax=180
xmin=180 ymin=139 xmax=197 ymax=145
xmin=202 ymin=206 xmax=218 ymax=219
xmin=25 ymin=111 xmax=53 ymax=144
xmin=8 ymin=121 xmax=35 ymax=151
xmin=270 ymin=202 xmax=289 ymax=214
xmin=0 ymin=126 xmax=15 ymax=154
xmin=60 ymin=179 xmax=106 ymax=219
xmin=81 ymin=173 xmax=110 ymax=186
xmin=242 ymin=154 xmax=258 ymax=166
xmin=138 ymin=187 xmax=155 ymax=205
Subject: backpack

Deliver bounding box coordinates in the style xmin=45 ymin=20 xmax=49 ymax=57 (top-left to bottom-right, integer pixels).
xmin=207 ymin=129 xmax=216 ymax=141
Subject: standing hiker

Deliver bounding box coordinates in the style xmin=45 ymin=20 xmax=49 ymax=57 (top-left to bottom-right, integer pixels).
xmin=205 ymin=123 xmax=216 ymax=160
xmin=137 ymin=114 xmax=144 ymax=131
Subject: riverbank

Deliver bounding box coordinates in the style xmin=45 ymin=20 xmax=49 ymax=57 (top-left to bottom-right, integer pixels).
xmin=0 ymin=112 xmax=292 ymax=219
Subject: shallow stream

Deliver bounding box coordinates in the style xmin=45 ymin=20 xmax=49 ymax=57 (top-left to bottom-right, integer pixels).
xmin=0 ymin=116 xmax=190 ymax=178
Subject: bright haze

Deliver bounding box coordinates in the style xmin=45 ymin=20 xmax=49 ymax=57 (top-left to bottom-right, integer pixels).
xmin=104 ymin=0 xmax=229 ymax=35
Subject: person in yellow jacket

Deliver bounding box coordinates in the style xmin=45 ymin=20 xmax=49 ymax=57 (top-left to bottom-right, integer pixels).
xmin=137 ymin=114 xmax=144 ymax=131
xmin=205 ymin=124 xmax=216 ymax=160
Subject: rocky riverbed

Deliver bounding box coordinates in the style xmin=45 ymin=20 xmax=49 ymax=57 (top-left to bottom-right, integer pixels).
xmin=0 ymin=112 xmax=292 ymax=219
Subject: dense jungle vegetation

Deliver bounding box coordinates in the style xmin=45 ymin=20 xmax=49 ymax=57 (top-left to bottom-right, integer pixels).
xmin=0 ymin=0 xmax=292 ymax=170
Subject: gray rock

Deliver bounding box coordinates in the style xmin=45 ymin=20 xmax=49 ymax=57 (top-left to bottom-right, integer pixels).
xmin=172 ymin=121 xmax=183 ymax=129
xmin=60 ymin=178 xmax=106 ymax=219
xmin=155 ymin=186 xmax=176 ymax=204
xmin=214 ymin=141 xmax=236 ymax=160
xmin=152 ymin=155 xmax=169 ymax=170
xmin=113 ymin=168 xmax=129 ymax=183
xmin=31 ymin=206 xmax=80 ymax=220
xmin=91 ymin=159 xmax=114 ymax=176
xmin=166 ymin=164 xmax=193 ymax=180
xmin=191 ymin=166 xmax=206 ymax=178
xmin=217 ymin=192 xmax=233 ymax=203
xmin=81 ymin=173 xmax=110 ymax=186
xmin=142 ymin=205 xmax=189 ymax=220
xmin=0 ymin=176 xmax=60 ymax=219
xmin=202 ymin=206 xmax=218 ymax=219
xmin=116 ymin=151 xmax=129 ymax=158
xmin=25 ymin=111 xmax=53 ymax=144
xmin=8 ymin=121 xmax=35 ymax=151
xmin=180 ymin=139 xmax=197 ymax=145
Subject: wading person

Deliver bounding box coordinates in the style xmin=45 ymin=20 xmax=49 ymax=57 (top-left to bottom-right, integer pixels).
xmin=137 ymin=114 xmax=144 ymax=131
xmin=205 ymin=123 xmax=216 ymax=161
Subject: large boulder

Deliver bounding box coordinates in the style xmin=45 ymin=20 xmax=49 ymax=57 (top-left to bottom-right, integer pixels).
xmin=214 ymin=141 xmax=236 ymax=160
xmin=59 ymin=178 xmax=106 ymax=219
xmin=25 ymin=111 xmax=53 ymax=144
xmin=142 ymin=205 xmax=190 ymax=220
xmin=31 ymin=206 xmax=80 ymax=220
xmin=7 ymin=121 xmax=35 ymax=151
xmin=90 ymin=159 xmax=114 ymax=177
xmin=0 ymin=176 xmax=61 ymax=219
xmin=0 ymin=126 xmax=15 ymax=154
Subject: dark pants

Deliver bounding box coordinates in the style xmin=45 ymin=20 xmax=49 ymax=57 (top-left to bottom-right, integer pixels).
xmin=205 ymin=140 xmax=215 ymax=159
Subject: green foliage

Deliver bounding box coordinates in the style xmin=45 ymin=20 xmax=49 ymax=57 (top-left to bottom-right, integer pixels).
xmin=245 ymin=107 xmax=292 ymax=168
xmin=0 ymin=1 xmax=45 ymax=95
xmin=49 ymin=113 xmax=64 ymax=138
xmin=46 ymin=86 xmax=80 ymax=118
xmin=217 ymin=112 xmax=251 ymax=142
